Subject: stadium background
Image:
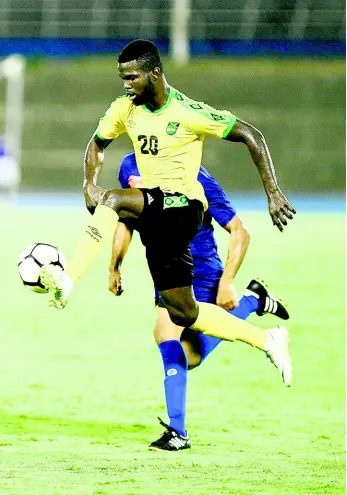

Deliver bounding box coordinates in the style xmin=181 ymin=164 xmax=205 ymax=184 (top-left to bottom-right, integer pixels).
xmin=0 ymin=0 xmax=345 ymax=193
xmin=0 ymin=2 xmax=345 ymax=495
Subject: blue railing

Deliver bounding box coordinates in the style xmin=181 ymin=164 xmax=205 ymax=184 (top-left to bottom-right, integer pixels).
xmin=0 ymin=38 xmax=345 ymax=57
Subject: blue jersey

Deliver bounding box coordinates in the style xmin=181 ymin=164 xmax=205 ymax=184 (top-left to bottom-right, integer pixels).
xmin=118 ymin=153 xmax=236 ymax=289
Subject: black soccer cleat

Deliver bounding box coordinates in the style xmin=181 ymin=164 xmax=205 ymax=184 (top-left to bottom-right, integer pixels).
xmin=244 ymin=279 xmax=290 ymax=320
xmin=148 ymin=418 xmax=191 ymax=451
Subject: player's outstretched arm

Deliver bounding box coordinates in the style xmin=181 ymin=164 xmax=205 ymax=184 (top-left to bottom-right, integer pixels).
xmin=225 ymin=119 xmax=296 ymax=231
xmin=83 ymin=134 xmax=112 ymax=214
xmin=109 ymin=221 xmax=133 ymax=296
xmin=217 ymin=215 xmax=250 ymax=311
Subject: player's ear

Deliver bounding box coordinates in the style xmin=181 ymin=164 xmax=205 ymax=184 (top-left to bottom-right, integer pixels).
xmin=151 ymin=67 xmax=161 ymax=80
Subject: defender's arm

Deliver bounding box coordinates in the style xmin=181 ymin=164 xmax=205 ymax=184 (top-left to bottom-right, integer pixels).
xmin=109 ymin=221 xmax=133 ymax=296
xmin=217 ymin=215 xmax=250 ymax=311
xmin=225 ymin=118 xmax=296 ymax=231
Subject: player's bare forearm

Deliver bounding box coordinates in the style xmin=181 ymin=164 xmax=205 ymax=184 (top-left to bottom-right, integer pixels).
xmin=217 ymin=216 xmax=250 ymax=311
xmin=84 ymin=135 xmax=104 ymax=186
xmin=110 ymin=221 xmax=133 ymax=270
xmin=225 ymin=118 xmax=296 ymax=231
xmin=83 ymin=134 xmax=112 ymax=213
xmin=109 ymin=222 xmax=133 ymax=296
xmin=225 ymin=119 xmax=278 ymax=193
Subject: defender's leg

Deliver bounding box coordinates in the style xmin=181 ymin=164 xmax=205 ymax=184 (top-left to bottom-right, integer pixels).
xmin=160 ymin=286 xmax=292 ymax=386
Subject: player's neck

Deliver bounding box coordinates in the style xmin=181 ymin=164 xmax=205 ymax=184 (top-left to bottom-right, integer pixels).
xmin=145 ymin=77 xmax=170 ymax=112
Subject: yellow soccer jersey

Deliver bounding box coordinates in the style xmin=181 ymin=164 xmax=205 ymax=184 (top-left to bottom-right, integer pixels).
xmin=96 ymin=86 xmax=237 ymax=208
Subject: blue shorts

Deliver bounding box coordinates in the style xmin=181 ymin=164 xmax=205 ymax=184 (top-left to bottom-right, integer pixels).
xmin=193 ymin=284 xmax=218 ymax=304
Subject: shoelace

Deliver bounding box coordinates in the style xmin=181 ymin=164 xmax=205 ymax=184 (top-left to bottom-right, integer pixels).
xmin=157 ymin=417 xmax=179 ymax=437
xmin=158 ymin=417 xmax=175 ymax=432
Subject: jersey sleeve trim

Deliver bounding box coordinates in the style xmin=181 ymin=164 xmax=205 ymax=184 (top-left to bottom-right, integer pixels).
xmin=95 ymin=129 xmax=109 ymax=140
xmin=222 ymin=115 xmax=237 ymax=139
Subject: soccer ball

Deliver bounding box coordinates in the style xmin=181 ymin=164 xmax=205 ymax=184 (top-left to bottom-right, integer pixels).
xmin=18 ymin=243 xmax=66 ymax=293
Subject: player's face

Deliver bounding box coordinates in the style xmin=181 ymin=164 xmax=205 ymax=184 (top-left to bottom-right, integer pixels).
xmin=118 ymin=61 xmax=156 ymax=106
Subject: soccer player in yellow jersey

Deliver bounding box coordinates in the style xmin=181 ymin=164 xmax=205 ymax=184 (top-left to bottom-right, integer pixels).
xmin=40 ymin=41 xmax=296 ymax=446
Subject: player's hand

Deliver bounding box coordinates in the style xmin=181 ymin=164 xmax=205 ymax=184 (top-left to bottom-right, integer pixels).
xmin=108 ymin=268 xmax=123 ymax=296
xmin=217 ymin=278 xmax=239 ymax=311
xmin=83 ymin=183 xmax=106 ymax=215
xmin=267 ymin=189 xmax=296 ymax=232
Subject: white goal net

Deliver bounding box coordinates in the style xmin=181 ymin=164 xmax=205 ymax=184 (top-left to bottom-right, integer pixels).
xmin=0 ymin=55 xmax=25 ymax=196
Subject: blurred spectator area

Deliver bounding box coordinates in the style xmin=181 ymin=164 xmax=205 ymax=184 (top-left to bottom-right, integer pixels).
xmin=0 ymin=0 xmax=345 ymax=41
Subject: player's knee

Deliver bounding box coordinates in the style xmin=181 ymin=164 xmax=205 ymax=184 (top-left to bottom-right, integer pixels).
xmin=160 ymin=289 xmax=199 ymax=327
xmin=99 ymin=189 xmax=119 ymax=210
xmin=154 ymin=328 xmax=169 ymax=345
xmin=166 ymin=304 xmax=198 ymax=328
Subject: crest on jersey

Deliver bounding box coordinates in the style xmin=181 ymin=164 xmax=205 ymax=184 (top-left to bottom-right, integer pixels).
xmin=166 ymin=122 xmax=180 ymax=135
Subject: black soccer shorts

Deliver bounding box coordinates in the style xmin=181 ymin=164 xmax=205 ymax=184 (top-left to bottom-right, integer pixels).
xmin=137 ymin=187 xmax=204 ymax=292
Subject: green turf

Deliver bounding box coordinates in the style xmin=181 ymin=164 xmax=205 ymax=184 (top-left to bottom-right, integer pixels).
xmin=0 ymin=204 xmax=345 ymax=494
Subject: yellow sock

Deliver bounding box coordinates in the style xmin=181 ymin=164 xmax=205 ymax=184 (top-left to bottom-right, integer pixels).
xmin=190 ymin=302 xmax=267 ymax=350
xmin=66 ymin=205 xmax=119 ymax=283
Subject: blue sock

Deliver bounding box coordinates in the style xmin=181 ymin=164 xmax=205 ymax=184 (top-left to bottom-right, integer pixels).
xmin=231 ymin=294 xmax=259 ymax=319
xmin=158 ymin=340 xmax=188 ymax=436
xmin=199 ymin=295 xmax=260 ymax=362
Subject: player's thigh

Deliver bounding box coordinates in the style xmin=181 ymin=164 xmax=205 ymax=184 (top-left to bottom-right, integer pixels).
xmin=140 ymin=191 xmax=203 ymax=247
xmin=101 ymin=187 xmax=145 ymax=219
xmin=154 ymin=307 xmax=184 ymax=344
xmin=159 ymin=285 xmax=199 ymax=327
xmin=148 ymin=242 xmax=199 ymax=325
xmin=160 ymin=284 xmax=215 ymax=326
xmin=141 ymin=192 xmax=204 ymax=291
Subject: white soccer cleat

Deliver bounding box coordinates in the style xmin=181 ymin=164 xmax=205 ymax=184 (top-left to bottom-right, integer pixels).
xmin=39 ymin=265 xmax=74 ymax=310
xmin=265 ymin=326 xmax=293 ymax=386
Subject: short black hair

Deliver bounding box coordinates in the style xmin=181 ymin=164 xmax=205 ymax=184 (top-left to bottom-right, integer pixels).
xmin=118 ymin=39 xmax=163 ymax=72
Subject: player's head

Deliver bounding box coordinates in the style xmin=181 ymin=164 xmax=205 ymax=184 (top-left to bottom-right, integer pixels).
xmin=118 ymin=39 xmax=163 ymax=105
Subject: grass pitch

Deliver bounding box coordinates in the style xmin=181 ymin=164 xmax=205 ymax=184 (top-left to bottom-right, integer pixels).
xmin=0 ymin=203 xmax=345 ymax=494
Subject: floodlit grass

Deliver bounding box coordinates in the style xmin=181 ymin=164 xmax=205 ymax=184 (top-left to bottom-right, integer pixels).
xmin=0 ymin=204 xmax=345 ymax=494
